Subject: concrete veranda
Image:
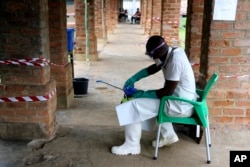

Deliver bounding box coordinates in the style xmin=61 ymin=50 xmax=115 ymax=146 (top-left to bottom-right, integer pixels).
xmin=0 ymin=23 xmax=250 ymax=167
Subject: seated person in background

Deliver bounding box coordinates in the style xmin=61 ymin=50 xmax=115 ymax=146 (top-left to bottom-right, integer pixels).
xmin=118 ymin=8 xmax=127 ymax=22
xmin=124 ymin=9 xmax=128 ymax=21
xmin=131 ymin=8 xmax=141 ymax=24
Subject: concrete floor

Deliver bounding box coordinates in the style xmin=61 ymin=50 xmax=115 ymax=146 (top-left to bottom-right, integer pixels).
xmin=1 ymin=23 xmax=250 ymax=167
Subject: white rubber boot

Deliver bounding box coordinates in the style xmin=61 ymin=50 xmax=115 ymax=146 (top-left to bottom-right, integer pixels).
xmin=111 ymin=123 xmax=141 ymax=155
xmin=152 ymin=122 xmax=179 ymax=148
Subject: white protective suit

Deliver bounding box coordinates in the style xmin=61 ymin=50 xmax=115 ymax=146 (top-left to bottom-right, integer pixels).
xmin=115 ymin=47 xmax=198 ymax=132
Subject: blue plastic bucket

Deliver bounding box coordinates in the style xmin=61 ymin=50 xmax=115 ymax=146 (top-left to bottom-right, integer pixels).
xmin=67 ymin=28 xmax=75 ymax=52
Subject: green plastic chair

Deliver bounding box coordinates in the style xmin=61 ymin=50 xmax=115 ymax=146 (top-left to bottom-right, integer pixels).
xmin=153 ymin=73 xmax=219 ymax=164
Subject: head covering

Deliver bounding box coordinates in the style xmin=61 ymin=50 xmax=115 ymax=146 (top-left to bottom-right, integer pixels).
xmin=146 ymin=36 xmax=166 ymax=58
xmin=146 ymin=36 xmax=166 ymax=52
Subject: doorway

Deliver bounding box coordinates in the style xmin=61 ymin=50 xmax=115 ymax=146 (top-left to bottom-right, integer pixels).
xmin=122 ymin=0 xmax=140 ymax=21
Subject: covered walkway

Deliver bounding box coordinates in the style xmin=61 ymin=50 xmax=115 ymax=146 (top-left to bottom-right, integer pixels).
xmin=1 ymin=23 xmax=249 ymax=167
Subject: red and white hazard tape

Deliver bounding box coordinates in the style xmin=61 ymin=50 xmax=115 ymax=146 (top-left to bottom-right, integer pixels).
xmin=0 ymin=88 xmax=56 ymax=103
xmin=195 ymin=73 xmax=250 ymax=79
xmin=148 ymin=17 xmax=179 ymax=25
xmin=0 ymin=57 xmax=68 ymax=67
xmin=221 ymin=74 xmax=250 ymax=79
xmin=191 ymin=63 xmax=200 ymax=67
xmin=0 ymin=58 xmax=48 ymax=67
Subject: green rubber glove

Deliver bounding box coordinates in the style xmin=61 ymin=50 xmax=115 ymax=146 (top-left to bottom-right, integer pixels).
xmin=123 ymin=68 xmax=149 ymax=89
xmin=132 ymin=90 xmax=158 ymax=99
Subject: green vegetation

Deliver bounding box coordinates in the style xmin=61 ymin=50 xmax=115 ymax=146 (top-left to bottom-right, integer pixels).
xmin=179 ymin=17 xmax=186 ymax=48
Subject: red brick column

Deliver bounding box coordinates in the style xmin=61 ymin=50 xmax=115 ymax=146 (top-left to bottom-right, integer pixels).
xmin=143 ymin=0 xmax=180 ymax=45
xmin=188 ymin=0 xmax=204 ymax=75
xmin=90 ymin=0 xmax=117 ymax=42
xmin=141 ymin=0 xmax=147 ymax=31
xmin=150 ymin=0 xmax=162 ymax=36
xmin=48 ymin=0 xmax=74 ymax=108
xmin=111 ymin=0 xmax=118 ymax=32
xmin=208 ymin=0 xmax=250 ymax=130
xmin=0 ymin=0 xmax=56 ymax=139
xmin=94 ymin=0 xmax=108 ymax=45
xmin=74 ymin=0 xmax=98 ymax=61
xmin=95 ymin=0 xmax=103 ymax=39
xmin=187 ymin=0 xmax=250 ymax=130
xmin=161 ymin=0 xmax=181 ymax=46
xmin=144 ymin=0 xmax=153 ymax=37
xmin=105 ymin=0 xmax=119 ymax=34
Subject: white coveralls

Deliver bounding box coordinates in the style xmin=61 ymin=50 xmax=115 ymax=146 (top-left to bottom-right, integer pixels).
xmin=116 ymin=47 xmax=198 ymax=137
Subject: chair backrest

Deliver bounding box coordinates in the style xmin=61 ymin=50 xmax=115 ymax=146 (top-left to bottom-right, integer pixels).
xmin=158 ymin=73 xmax=219 ymax=127
xmin=194 ymin=73 xmax=218 ymax=127
xmin=200 ymin=73 xmax=219 ymax=101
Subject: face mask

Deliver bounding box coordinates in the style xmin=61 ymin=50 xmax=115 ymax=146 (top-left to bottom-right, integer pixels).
xmin=154 ymin=58 xmax=162 ymax=66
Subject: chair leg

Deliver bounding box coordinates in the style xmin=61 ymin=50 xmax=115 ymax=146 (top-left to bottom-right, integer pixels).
xmin=153 ymin=124 xmax=162 ymax=160
xmin=205 ymin=127 xmax=211 ymax=164
xmin=196 ymin=125 xmax=200 ymax=138
xmin=206 ymin=115 xmax=211 ymax=147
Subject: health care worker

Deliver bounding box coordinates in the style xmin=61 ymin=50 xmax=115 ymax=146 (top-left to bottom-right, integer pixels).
xmin=111 ymin=35 xmax=198 ymax=155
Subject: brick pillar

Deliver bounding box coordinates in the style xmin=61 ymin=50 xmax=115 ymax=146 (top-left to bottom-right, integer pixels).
xmin=105 ymin=0 xmax=117 ymax=34
xmin=0 ymin=0 xmax=56 ymax=139
xmin=188 ymin=0 xmax=204 ymax=78
xmin=141 ymin=0 xmax=147 ymax=31
xmin=144 ymin=0 xmax=153 ymax=37
xmin=95 ymin=0 xmax=103 ymax=39
xmin=150 ymin=0 xmax=162 ymax=36
xmin=208 ymin=0 xmax=250 ymax=130
xmin=105 ymin=0 xmax=112 ymax=33
xmin=111 ymin=0 xmax=118 ymax=32
xmin=94 ymin=0 xmax=108 ymax=45
xmin=143 ymin=0 xmax=180 ymax=45
xmin=74 ymin=0 xmax=98 ymax=61
xmin=187 ymin=0 xmax=250 ymax=131
xmin=48 ymin=0 xmax=74 ymax=109
xmin=161 ymin=0 xmax=181 ymax=46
